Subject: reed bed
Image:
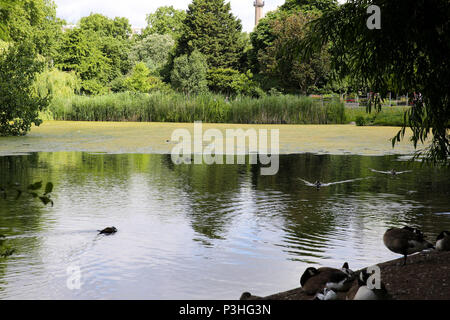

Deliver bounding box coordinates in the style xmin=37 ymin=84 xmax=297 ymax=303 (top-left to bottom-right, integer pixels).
xmin=48 ymin=92 xmax=347 ymax=125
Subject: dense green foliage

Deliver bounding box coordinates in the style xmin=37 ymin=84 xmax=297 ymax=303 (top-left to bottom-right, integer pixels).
xmin=177 ymin=0 xmax=244 ymax=70
xmin=248 ymin=1 xmax=335 ymax=93
xmin=0 ymin=42 xmax=48 ymax=136
xmin=55 ymin=14 xmax=132 ymax=94
xmin=171 ymin=50 xmax=208 ymax=95
xmin=281 ymin=0 xmax=338 ymax=13
xmin=129 ymin=34 xmax=175 ymax=74
xmin=304 ymin=0 xmax=450 ymax=163
xmin=34 ymin=68 xmax=80 ymax=99
xmin=207 ymin=68 xmax=263 ymax=98
xmin=48 ymin=92 xmax=346 ymax=124
xmin=1 ymin=0 xmax=447 ymax=164
xmin=144 ymin=6 xmax=186 ymax=39
xmin=258 ymin=12 xmax=331 ymax=93
xmin=346 ymin=107 xmax=409 ymax=127
xmin=0 ymin=0 xmax=63 ymax=58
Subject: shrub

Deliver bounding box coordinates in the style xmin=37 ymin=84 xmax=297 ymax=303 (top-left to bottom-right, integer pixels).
xmin=355 ymin=116 xmax=366 ymax=126
xmin=207 ymin=68 xmax=264 ymax=98
xmin=0 ymin=42 xmax=48 ymax=136
xmin=124 ymin=62 xmax=152 ymax=93
xmin=81 ymin=79 xmax=108 ymax=95
xmin=171 ymin=50 xmax=208 ymax=95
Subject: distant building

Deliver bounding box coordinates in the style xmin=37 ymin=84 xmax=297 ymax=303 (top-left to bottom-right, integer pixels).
xmin=131 ymin=27 xmax=143 ymax=36
xmin=62 ymin=24 xmax=77 ymax=32
xmin=254 ymin=0 xmax=265 ymax=26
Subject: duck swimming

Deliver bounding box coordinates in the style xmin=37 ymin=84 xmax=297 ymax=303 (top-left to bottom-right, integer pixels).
xmin=383 ymin=226 xmax=434 ymax=265
xmin=436 ymin=231 xmax=450 ymax=251
xmin=98 ymin=227 xmax=117 ymax=235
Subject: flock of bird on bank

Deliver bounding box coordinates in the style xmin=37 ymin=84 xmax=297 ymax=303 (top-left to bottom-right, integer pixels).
xmin=298 ymin=167 xmax=449 ymax=300
xmin=298 ymin=228 xmax=450 ymax=300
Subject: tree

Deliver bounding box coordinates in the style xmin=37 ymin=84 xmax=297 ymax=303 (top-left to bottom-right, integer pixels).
xmin=262 ymin=12 xmax=331 ymax=94
xmin=130 ymin=34 xmax=175 ymax=74
xmin=171 ymin=50 xmax=208 ymax=95
xmin=79 ymin=13 xmax=132 ymax=79
xmin=281 ymin=0 xmax=338 ymax=13
xmin=207 ymin=68 xmax=263 ymax=97
xmin=33 ymin=68 xmax=80 ymax=99
xmin=0 ymin=42 xmax=49 ymax=136
xmin=0 ymin=0 xmax=63 ymax=59
xmin=79 ymin=13 xmax=132 ymax=40
xmin=248 ymin=10 xmax=286 ymax=75
xmin=124 ymin=62 xmax=152 ymax=93
xmin=55 ymin=28 xmax=112 ymax=94
xmin=144 ymin=6 xmax=186 ymax=39
xmin=304 ymin=0 xmax=450 ymax=164
xmin=56 ymin=14 xmax=133 ymax=94
xmin=248 ymin=1 xmax=336 ymax=92
xmin=177 ymin=0 xmax=244 ymax=70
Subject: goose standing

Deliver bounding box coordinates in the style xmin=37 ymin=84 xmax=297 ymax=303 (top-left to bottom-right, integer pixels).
xmin=383 ymin=226 xmax=434 ymax=265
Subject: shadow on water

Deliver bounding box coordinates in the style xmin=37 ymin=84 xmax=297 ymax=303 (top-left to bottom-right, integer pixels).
xmin=0 ymin=152 xmax=449 ymax=299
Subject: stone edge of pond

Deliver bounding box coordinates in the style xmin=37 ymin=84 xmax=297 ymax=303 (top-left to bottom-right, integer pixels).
xmin=240 ymin=250 xmax=450 ymax=300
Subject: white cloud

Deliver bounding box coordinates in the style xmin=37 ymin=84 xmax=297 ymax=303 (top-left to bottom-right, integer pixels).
xmin=54 ymin=0 xmax=286 ymax=33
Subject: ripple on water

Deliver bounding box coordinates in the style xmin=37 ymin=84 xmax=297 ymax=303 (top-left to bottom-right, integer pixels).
xmin=0 ymin=153 xmax=449 ymax=299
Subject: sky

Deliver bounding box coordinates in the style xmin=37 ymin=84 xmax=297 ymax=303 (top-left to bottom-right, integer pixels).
xmin=54 ymin=0 xmax=287 ymax=33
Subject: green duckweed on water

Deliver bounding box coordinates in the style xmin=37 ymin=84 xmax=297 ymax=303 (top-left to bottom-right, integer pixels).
xmin=0 ymin=121 xmax=427 ymax=157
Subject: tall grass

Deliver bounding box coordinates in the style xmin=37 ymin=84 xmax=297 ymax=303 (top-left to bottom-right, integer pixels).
xmin=48 ymin=92 xmax=347 ymax=125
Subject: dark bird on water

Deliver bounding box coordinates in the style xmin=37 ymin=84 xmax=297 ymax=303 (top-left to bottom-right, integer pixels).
xmin=98 ymin=227 xmax=117 ymax=235
xmin=383 ymin=226 xmax=434 ymax=265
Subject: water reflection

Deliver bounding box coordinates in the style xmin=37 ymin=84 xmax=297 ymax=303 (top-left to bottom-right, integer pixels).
xmin=0 ymin=153 xmax=449 ymax=299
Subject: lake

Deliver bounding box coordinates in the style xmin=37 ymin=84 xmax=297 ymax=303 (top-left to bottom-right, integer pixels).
xmin=0 ymin=152 xmax=449 ymax=299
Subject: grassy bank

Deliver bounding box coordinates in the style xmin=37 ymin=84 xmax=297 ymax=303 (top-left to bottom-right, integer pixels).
xmin=346 ymin=106 xmax=409 ymax=126
xmin=48 ymin=92 xmax=346 ymax=125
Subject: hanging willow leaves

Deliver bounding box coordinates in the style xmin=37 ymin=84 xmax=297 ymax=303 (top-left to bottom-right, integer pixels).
xmin=44 ymin=182 xmax=53 ymax=195
xmin=39 ymin=196 xmax=53 ymax=207
xmin=27 ymin=181 xmax=43 ymax=191
xmin=301 ymin=0 xmax=450 ymax=165
xmin=1 ymin=180 xmax=54 ymax=206
xmin=15 ymin=189 xmax=22 ymax=200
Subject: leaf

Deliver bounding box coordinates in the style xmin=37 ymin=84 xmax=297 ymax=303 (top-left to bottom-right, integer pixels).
xmin=29 ymin=192 xmax=38 ymax=198
xmin=44 ymin=182 xmax=53 ymax=195
xmin=27 ymin=181 xmax=42 ymax=191
xmin=39 ymin=196 xmax=53 ymax=207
